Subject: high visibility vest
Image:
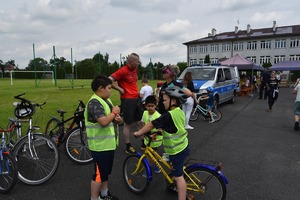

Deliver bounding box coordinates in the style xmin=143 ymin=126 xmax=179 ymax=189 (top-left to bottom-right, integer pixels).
xmin=163 ymin=107 xmax=188 ymax=155
xmin=143 ymin=111 xmax=162 ymax=148
xmin=84 ymin=94 xmax=116 ymax=152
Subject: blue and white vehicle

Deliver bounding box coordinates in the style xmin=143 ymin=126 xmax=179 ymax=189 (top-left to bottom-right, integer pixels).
xmin=178 ymin=65 xmax=240 ymax=107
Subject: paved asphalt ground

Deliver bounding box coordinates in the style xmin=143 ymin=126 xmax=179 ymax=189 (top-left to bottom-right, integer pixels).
xmin=2 ymin=87 xmax=300 ymax=200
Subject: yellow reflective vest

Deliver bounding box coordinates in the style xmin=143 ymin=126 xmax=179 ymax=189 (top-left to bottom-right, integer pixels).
xmin=84 ymin=94 xmax=117 ymax=152
xmin=143 ymin=110 xmax=162 ymax=148
xmin=162 ymin=107 xmax=188 ymax=155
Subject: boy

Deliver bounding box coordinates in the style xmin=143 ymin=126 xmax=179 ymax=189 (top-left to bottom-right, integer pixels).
xmin=140 ymin=95 xmax=162 ymax=173
xmin=134 ymin=86 xmax=190 ymax=200
xmin=139 ymin=78 xmax=153 ymax=108
xmin=85 ymin=75 xmax=123 ymax=200
xmin=200 ymin=86 xmax=215 ymax=123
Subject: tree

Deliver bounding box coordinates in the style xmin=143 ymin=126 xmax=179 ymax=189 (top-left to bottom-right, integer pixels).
xmin=204 ymin=54 xmax=210 ymax=64
xmin=26 ymin=58 xmax=48 ymax=71
xmin=0 ymin=60 xmax=4 ymax=77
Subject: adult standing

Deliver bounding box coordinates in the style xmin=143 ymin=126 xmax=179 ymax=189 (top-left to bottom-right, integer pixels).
xmin=181 ymin=72 xmax=198 ymax=129
xmin=259 ymin=69 xmax=270 ymax=99
xmin=109 ymin=53 xmax=143 ymax=154
xmin=157 ymin=65 xmax=192 ymax=114
xmin=293 ymin=78 xmax=300 ymax=131
xmin=266 ymin=71 xmax=279 ymax=112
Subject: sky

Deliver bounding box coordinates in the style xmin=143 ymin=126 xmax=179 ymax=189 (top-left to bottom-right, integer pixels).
xmin=1 ymin=0 xmax=300 ymax=68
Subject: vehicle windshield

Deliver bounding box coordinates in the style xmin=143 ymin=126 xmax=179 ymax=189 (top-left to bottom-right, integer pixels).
xmin=178 ymin=68 xmax=216 ymax=80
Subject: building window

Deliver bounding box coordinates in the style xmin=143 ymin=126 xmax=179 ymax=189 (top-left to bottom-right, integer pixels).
xmin=189 ymin=59 xmax=197 ymax=66
xmin=274 ymin=55 xmax=285 ymax=64
xmin=199 ymin=59 xmax=204 ymax=64
xmin=199 ymin=45 xmax=207 ymax=53
xmin=260 ymin=56 xmax=271 ymax=64
xmin=260 ymin=40 xmax=271 ymax=49
xmin=290 ymin=38 xmax=300 ymax=48
xmin=189 ymin=46 xmax=197 ymax=54
xmin=233 ymin=42 xmax=244 ymax=51
xmin=290 ymin=55 xmax=300 ymax=60
xmin=274 ymin=39 xmax=286 ymax=49
xmin=210 ymin=44 xmax=219 ymax=52
xmin=210 ymin=58 xmax=218 ymax=64
xmin=246 ymin=41 xmax=257 ymax=50
xmin=246 ymin=56 xmax=257 ymax=64
xmin=221 ymin=43 xmax=231 ymax=52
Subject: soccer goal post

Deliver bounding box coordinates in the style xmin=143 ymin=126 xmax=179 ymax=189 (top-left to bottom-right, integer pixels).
xmin=9 ymin=71 xmax=55 ymax=86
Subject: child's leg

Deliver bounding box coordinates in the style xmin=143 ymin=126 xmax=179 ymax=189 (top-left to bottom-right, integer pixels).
xmin=174 ymin=176 xmax=187 ymax=200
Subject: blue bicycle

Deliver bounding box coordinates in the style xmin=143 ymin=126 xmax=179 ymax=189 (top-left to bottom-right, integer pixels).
xmin=190 ymin=97 xmax=222 ymax=122
xmin=0 ymin=128 xmax=18 ymax=193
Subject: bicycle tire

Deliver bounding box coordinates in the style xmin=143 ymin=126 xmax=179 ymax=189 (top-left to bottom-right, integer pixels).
xmin=185 ymin=166 xmax=227 ymax=200
xmin=45 ymin=118 xmax=62 ymax=146
xmin=64 ymin=127 xmax=92 ymax=165
xmin=212 ymin=109 xmax=222 ymax=122
xmin=12 ymin=134 xmax=60 ymax=185
xmin=190 ymin=108 xmax=199 ymax=121
xmin=123 ymin=154 xmax=150 ymax=194
xmin=0 ymin=154 xmax=18 ymax=194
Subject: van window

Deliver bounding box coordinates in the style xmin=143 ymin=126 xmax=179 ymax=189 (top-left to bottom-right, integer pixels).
xmin=224 ymin=68 xmax=232 ymax=80
xmin=217 ymin=68 xmax=224 ymax=81
xmin=178 ymin=68 xmax=216 ymax=80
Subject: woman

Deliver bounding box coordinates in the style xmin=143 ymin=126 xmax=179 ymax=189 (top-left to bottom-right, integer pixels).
xmin=181 ymin=72 xmax=198 ymax=129
xmin=157 ymin=65 xmax=192 ymax=114
xmin=267 ymin=71 xmax=279 ymax=112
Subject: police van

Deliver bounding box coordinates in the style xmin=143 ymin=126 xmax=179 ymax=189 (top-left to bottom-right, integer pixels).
xmin=177 ymin=65 xmax=240 ymax=106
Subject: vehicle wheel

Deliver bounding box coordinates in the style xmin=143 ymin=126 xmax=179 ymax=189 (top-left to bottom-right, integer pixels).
xmin=228 ymin=92 xmax=235 ymax=104
xmin=45 ymin=118 xmax=61 ymax=146
xmin=12 ymin=134 xmax=60 ymax=185
xmin=0 ymin=154 xmax=18 ymax=194
xmin=184 ymin=166 xmax=227 ymax=200
xmin=123 ymin=154 xmax=150 ymax=194
xmin=212 ymin=109 xmax=222 ymax=122
xmin=213 ymin=96 xmax=219 ymax=109
xmin=190 ymin=108 xmax=199 ymax=121
xmin=65 ymin=127 xmax=92 ymax=164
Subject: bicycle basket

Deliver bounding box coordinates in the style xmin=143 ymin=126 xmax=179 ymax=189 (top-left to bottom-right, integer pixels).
xmin=14 ymin=102 xmax=35 ymax=119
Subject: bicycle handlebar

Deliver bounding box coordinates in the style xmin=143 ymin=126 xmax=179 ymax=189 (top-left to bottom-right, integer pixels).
xmin=14 ymin=93 xmax=46 ymax=109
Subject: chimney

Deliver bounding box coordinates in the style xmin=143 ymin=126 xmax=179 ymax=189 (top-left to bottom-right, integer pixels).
xmin=247 ymin=24 xmax=251 ymax=34
xmin=212 ymin=28 xmax=216 ymax=36
xmin=273 ymin=21 xmax=277 ymax=32
xmin=235 ymin=26 xmax=239 ymax=34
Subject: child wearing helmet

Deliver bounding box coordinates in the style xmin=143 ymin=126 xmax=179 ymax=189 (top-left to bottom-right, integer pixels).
xmin=134 ymin=86 xmax=190 ymax=200
xmin=200 ymin=86 xmax=215 ymax=123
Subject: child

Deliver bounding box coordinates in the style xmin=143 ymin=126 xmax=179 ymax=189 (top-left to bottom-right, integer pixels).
xmin=139 ymin=78 xmax=153 ymax=108
xmin=85 ymin=75 xmax=123 ymax=200
xmin=200 ymin=86 xmax=215 ymax=123
xmin=134 ymin=86 xmax=190 ymax=200
xmin=140 ymin=95 xmax=162 ymax=173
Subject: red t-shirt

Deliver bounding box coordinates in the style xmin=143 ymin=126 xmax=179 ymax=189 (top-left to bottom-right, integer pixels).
xmin=111 ymin=65 xmax=139 ymax=99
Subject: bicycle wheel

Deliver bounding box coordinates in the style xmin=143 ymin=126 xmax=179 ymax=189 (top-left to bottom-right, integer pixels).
xmin=185 ymin=166 xmax=226 ymax=200
xmin=65 ymin=127 xmax=92 ymax=164
xmin=0 ymin=154 xmax=18 ymax=194
xmin=190 ymin=108 xmax=199 ymax=121
xmin=123 ymin=154 xmax=150 ymax=194
xmin=212 ymin=109 xmax=222 ymax=122
xmin=45 ymin=118 xmax=61 ymax=146
xmin=12 ymin=134 xmax=60 ymax=185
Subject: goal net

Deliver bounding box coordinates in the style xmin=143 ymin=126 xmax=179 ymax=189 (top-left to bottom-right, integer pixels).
xmin=9 ymin=71 xmax=55 ymax=86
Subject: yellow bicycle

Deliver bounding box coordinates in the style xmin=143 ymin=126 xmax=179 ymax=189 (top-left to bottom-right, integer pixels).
xmin=123 ymin=132 xmax=228 ymax=200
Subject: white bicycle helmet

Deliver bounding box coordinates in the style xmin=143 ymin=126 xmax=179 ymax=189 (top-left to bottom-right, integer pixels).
xmin=164 ymin=86 xmax=187 ymax=104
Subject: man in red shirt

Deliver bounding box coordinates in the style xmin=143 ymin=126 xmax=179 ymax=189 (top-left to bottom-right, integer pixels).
xmin=109 ymin=53 xmax=143 ymax=154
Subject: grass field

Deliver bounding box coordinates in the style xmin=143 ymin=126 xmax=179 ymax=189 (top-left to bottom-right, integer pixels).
xmin=0 ymin=78 xmax=159 ymax=132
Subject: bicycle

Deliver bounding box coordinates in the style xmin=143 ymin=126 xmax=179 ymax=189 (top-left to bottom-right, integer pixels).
xmin=123 ymin=132 xmax=228 ymax=200
xmin=0 ymin=128 xmax=18 ymax=193
xmin=7 ymin=93 xmax=60 ymax=185
xmin=190 ymin=95 xmax=222 ymax=122
xmin=44 ymin=100 xmax=92 ymax=165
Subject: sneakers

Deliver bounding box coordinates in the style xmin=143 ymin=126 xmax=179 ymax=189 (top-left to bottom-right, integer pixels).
xmin=209 ymin=119 xmax=215 ymax=123
xmin=294 ymin=122 xmax=299 ymax=131
xmin=125 ymin=145 xmax=136 ymax=154
xmin=154 ymin=165 xmax=161 ymax=174
xmin=185 ymin=125 xmax=194 ymax=129
xmin=100 ymin=191 xmax=119 ymax=200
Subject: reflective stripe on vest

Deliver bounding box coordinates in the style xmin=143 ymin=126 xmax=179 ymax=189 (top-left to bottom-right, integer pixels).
xmin=84 ymin=94 xmax=116 ymax=151
xmin=163 ymin=107 xmax=188 ymax=155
